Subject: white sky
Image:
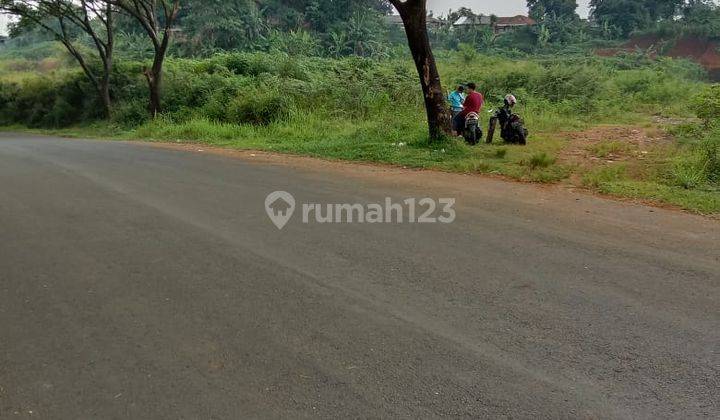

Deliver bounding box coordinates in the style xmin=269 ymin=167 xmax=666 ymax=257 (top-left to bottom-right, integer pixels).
xmin=0 ymin=14 xmax=9 ymax=36
xmin=427 ymin=0 xmax=591 ymax=18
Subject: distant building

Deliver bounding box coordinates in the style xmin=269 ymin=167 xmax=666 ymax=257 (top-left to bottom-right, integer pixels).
xmin=453 ymin=14 xmax=536 ymax=34
xmin=453 ymin=15 xmax=492 ymax=27
xmin=426 ymin=16 xmax=443 ymax=29
xmin=0 ymin=35 xmax=7 ymax=45
xmin=494 ymin=15 xmax=537 ymax=34
xmin=384 ymin=14 xmax=404 ymax=26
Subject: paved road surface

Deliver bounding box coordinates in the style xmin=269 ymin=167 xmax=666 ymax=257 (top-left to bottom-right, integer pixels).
xmin=1 ymin=133 xmax=719 ymax=419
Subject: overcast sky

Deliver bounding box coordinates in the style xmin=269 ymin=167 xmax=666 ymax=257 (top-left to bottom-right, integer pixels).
xmin=428 ymin=0 xmax=591 ymax=18
xmin=0 ymin=14 xmax=9 ymax=36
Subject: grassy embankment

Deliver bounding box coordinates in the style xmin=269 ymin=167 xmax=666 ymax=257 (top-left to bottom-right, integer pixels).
xmin=1 ymin=42 xmax=719 ymax=213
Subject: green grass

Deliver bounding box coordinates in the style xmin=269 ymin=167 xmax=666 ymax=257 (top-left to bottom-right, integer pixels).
xmin=588 ymin=141 xmax=633 ymax=158
xmin=5 ymin=115 xmax=719 ymax=213
xmin=582 ymin=164 xmax=629 ymax=188
xmin=598 ymin=181 xmax=720 ymax=214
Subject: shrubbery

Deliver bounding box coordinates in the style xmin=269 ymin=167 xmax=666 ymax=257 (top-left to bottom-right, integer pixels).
xmin=669 ymin=86 xmax=720 ymax=190
xmin=0 ymin=49 xmax=709 ymax=132
xmin=0 ymin=73 xmax=102 ymax=127
xmin=692 ymin=84 xmax=720 ymax=125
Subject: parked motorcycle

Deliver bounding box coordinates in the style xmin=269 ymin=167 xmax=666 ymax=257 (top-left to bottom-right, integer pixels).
xmin=487 ymin=108 xmax=528 ymax=145
xmin=463 ymin=112 xmax=483 ymax=145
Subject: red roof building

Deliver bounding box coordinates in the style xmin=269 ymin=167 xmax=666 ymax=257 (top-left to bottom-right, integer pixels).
xmin=494 ymin=16 xmax=537 ymax=34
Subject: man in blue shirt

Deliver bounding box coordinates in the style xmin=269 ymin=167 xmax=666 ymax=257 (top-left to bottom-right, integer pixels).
xmin=447 ymin=85 xmax=465 ymax=135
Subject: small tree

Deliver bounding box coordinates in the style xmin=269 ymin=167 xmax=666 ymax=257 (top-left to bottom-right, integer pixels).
xmin=109 ymin=0 xmax=180 ymax=117
xmin=388 ymin=0 xmax=451 ymax=140
xmin=1 ymin=0 xmax=115 ymax=117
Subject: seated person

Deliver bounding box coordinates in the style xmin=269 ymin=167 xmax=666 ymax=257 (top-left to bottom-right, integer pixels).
xmin=447 ymin=85 xmax=466 ymax=120
xmin=453 ymin=82 xmax=484 ymax=136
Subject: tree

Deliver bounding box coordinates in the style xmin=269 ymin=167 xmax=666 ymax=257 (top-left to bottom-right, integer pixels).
xmin=179 ymin=0 xmax=266 ymax=54
xmin=590 ymin=0 xmax=650 ymax=36
xmin=590 ymin=0 xmax=683 ymax=37
xmin=270 ymin=0 xmax=391 ymax=31
xmin=528 ymin=0 xmax=579 ymax=22
xmin=109 ymin=0 xmax=180 ymax=117
xmin=1 ymin=0 xmax=115 ymax=117
xmin=388 ymin=0 xmax=451 ymax=140
xmin=644 ymin=0 xmax=683 ymax=21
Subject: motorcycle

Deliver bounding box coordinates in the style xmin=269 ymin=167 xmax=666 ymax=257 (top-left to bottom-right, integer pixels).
xmin=486 ymin=108 xmax=528 ymax=145
xmin=462 ymin=112 xmax=483 ymax=145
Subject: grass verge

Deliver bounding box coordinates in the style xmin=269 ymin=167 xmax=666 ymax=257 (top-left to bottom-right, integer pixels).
xmin=4 ymin=116 xmax=719 ymax=215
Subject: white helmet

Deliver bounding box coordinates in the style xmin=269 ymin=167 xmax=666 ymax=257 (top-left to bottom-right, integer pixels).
xmin=505 ymin=94 xmax=517 ymax=106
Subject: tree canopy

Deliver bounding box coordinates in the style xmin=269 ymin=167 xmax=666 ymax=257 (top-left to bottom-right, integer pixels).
xmin=527 ymin=0 xmax=580 ymax=22
xmin=590 ymin=0 xmax=685 ymax=36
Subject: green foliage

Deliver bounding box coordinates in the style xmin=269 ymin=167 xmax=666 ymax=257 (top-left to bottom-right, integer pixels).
xmin=691 ymin=84 xmax=720 ymax=125
xmin=590 ymin=0 xmax=718 ymax=39
xmin=705 ymin=138 xmax=720 ymax=183
xmin=0 ymin=49 xmax=694 ymax=131
xmin=588 ymin=141 xmax=632 ymax=158
xmin=532 ymin=64 xmax=603 ymax=105
xmin=0 ymin=73 xmax=100 ymax=127
xmin=528 ymin=0 xmax=580 ymax=21
xmin=666 ymin=124 xmax=720 ymax=192
xmin=267 ymin=30 xmax=321 ymax=56
xmin=525 ymin=152 xmax=556 ymax=168
xmin=2 ymin=47 xmax=717 ymax=212
xmin=458 ymin=43 xmax=479 ymax=64
xmin=179 ymin=0 xmax=267 ymax=54
xmin=111 ymin=99 xmax=150 ymax=127
xmin=672 ymin=160 xmax=706 ymax=189
xmin=583 ymin=164 xmax=628 ymax=188
xmin=226 ymin=89 xmax=292 ymax=125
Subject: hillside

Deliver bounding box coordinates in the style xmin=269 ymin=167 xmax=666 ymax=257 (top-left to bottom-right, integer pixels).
xmin=597 ymin=35 xmax=720 ymax=80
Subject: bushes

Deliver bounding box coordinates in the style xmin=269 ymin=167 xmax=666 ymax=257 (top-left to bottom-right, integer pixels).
xmin=226 ymin=89 xmax=292 ymax=125
xmin=525 ymin=152 xmax=556 ymax=169
xmin=692 ymin=84 xmax=720 ymax=125
xmin=668 ymin=126 xmax=720 ymax=190
xmin=0 ymin=50 xmax=710 ymax=131
xmin=702 ymin=135 xmax=720 ymax=184
xmin=532 ymin=65 xmax=605 ymax=104
xmin=112 ymin=99 xmax=150 ymax=127
xmin=0 ymin=74 xmax=95 ymax=127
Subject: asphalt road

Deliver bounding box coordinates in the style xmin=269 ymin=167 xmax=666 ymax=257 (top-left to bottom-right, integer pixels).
xmin=1 ymin=133 xmax=719 ymax=419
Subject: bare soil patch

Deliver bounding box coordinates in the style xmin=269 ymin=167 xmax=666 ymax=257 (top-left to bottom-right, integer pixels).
xmin=558 ymin=125 xmax=672 ymax=165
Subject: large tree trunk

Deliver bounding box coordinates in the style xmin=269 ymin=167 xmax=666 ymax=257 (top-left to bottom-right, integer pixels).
xmin=99 ymin=79 xmax=112 ymax=118
xmin=391 ymin=0 xmax=451 ymax=140
xmin=144 ymin=61 xmax=163 ymax=118
xmin=99 ymin=4 xmax=115 ymax=119
xmin=99 ymin=41 xmax=113 ymax=119
xmin=145 ymin=35 xmax=169 ymax=118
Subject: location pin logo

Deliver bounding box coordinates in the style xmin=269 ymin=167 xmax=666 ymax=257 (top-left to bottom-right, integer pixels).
xmin=265 ymin=191 xmax=296 ymax=230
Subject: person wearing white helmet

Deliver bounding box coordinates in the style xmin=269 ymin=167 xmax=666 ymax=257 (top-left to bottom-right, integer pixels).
xmin=499 ymin=94 xmax=517 ymax=126
xmin=487 ymin=93 xmax=528 ymax=145
xmin=504 ymin=94 xmax=517 ymax=108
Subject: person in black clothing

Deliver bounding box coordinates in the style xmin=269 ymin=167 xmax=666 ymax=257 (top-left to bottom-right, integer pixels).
xmin=487 ymin=94 xmax=527 ymax=145
xmin=497 ymin=94 xmax=516 ymax=127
